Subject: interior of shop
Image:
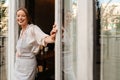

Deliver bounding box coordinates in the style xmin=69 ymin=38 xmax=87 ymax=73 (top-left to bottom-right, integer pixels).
xmin=25 ymin=0 xmax=55 ymax=80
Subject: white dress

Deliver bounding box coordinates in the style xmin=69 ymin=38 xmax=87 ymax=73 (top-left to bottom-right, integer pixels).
xmin=15 ymin=24 xmax=48 ymax=80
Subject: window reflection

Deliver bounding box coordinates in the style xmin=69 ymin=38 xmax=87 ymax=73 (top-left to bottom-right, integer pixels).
xmin=0 ymin=0 xmax=8 ymax=80
xmin=101 ymin=2 xmax=120 ymax=35
xmin=62 ymin=0 xmax=77 ymax=80
xmin=95 ymin=0 xmax=120 ymax=80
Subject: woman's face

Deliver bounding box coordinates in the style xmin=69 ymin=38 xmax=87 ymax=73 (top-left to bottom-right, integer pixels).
xmin=16 ymin=10 xmax=28 ymax=27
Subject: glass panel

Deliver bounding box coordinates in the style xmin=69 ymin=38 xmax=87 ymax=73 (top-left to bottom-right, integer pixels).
xmin=62 ymin=0 xmax=77 ymax=80
xmin=95 ymin=0 xmax=120 ymax=80
xmin=0 ymin=0 xmax=8 ymax=80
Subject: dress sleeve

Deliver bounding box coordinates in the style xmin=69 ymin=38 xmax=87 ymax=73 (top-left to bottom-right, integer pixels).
xmin=32 ymin=25 xmax=49 ymax=46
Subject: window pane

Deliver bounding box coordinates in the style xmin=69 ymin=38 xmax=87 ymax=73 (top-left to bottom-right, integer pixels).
xmin=62 ymin=0 xmax=77 ymax=80
xmin=0 ymin=0 xmax=8 ymax=80
xmin=95 ymin=0 xmax=120 ymax=80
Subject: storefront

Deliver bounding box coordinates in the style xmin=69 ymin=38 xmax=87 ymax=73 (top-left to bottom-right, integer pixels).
xmin=1 ymin=0 xmax=93 ymax=80
xmin=1 ymin=0 xmax=120 ymax=80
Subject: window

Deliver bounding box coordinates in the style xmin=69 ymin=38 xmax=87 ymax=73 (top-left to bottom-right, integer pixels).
xmin=94 ymin=0 xmax=120 ymax=80
xmin=0 ymin=0 xmax=8 ymax=80
xmin=62 ymin=0 xmax=77 ymax=80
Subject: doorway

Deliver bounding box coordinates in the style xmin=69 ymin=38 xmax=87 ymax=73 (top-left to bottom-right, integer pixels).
xmin=25 ymin=0 xmax=55 ymax=80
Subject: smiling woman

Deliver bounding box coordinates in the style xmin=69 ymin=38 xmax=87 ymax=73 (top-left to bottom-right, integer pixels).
xmin=14 ymin=8 xmax=57 ymax=80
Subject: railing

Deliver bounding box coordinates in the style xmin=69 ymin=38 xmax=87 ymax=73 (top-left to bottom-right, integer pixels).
xmin=0 ymin=35 xmax=6 ymax=66
xmin=101 ymin=34 xmax=120 ymax=59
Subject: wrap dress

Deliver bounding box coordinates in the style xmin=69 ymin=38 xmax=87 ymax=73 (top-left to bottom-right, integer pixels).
xmin=15 ymin=24 xmax=48 ymax=80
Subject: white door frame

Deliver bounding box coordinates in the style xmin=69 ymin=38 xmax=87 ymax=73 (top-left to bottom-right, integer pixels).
xmin=76 ymin=0 xmax=93 ymax=80
xmin=8 ymin=0 xmax=93 ymax=80
xmin=8 ymin=0 xmax=25 ymax=80
xmin=55 ymin=0 xmax=93 ymax=80
xmin=55 ymin=0 xmax=63 ymax=80
xmin=8 ymin=0 xmax=18 ymax=80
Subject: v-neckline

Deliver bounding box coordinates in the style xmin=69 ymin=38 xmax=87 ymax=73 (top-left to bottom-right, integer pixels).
xmin=19 ymin=25 xmax=29 ymax=40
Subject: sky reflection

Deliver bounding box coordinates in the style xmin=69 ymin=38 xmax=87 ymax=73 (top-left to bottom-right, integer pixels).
xmin=99 ymin=0 xmax=120 ymax=4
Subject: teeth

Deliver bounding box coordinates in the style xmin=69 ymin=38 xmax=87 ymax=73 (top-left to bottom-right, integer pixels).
xmin=19 ymin=21 xmax=24 ymax=23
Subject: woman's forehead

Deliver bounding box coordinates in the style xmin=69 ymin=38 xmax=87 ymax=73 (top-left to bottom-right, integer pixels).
xmin=17 ymin=10 xmax=26 ymax=15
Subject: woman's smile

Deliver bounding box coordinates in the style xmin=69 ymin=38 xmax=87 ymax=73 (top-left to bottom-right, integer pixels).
xmin=16 ymin=10 xmax=28 ymax=27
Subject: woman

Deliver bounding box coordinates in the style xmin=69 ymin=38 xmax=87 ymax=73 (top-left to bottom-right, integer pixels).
xmin=14 ymin=8 xmax=57 ymax=80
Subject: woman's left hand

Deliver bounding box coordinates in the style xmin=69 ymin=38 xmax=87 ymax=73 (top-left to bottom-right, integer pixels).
xmin=50 ymin=24 xmax=57 ymax=40
xmin=44 ymin=24 xmax=57 ymax=44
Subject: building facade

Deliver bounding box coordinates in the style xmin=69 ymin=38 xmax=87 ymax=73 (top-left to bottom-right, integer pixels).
xmin=1 ymin=0 xmax=120 ymax=80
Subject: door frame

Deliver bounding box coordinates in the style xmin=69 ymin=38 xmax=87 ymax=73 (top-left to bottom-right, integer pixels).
xmin=55 ymin=0 xmax=94 ymax=80
xmin=8 ymin=0 xmax=25 ymax=80
xmin=8 ymin=0 xmax=94 ymax=80
xmin=55 ymin=0 xmax=63 ymax=80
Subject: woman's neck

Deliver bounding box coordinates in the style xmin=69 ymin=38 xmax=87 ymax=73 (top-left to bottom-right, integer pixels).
xmin=21 ymin=24 xmax=28 ymax=31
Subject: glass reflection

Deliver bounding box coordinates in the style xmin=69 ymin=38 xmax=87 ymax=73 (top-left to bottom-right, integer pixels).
xmin=96 ymin=0 xmax=120 ymax=80
xmin=0 ymin=0 xmax=8 ymax=80
xmin=62 ymin=0 xmax=77 ymax=80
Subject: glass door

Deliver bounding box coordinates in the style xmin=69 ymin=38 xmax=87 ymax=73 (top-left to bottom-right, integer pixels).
xmin=0 ymin=0 xmax=8 ymax=80
xmin=55 ymin=0 xmax=78 ymax=80
xmin=95 ymin=0 xmax=120 ymax=80
xmin=62 ymin=0 xmax=77 ymax=80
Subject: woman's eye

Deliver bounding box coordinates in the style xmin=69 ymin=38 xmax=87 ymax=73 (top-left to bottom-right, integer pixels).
xmin=17 ymin=15 xmax=20 ymax=17
xmin=17 ymin=15 xmax=26 ymax=18
xmin=22 ymin=15 xmax=26 ymax=17
xmin=21 ymin=15 xmax=24 ymax=17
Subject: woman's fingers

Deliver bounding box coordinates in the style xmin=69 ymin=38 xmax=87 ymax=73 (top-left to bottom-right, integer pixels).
xmin=50 ymin=24 xmax=57 ymax=35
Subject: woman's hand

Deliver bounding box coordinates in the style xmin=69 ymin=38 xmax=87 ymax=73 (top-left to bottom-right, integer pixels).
xmin=44 ymin=24 xmax=57 ymax=44
xmin=50 ymin=24 xmax=57 ymax=40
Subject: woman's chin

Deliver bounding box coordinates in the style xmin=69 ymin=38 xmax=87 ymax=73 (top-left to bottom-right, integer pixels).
xmin=18 ymin=23 xmax=24 ymax=26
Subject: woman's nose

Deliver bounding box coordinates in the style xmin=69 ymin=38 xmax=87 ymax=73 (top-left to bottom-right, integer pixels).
xmin=19 ymin=16 xmax=23 ymax=20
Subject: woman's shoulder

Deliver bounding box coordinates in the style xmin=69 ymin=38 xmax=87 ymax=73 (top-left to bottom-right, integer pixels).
xmin=29 ymin=24 xmax=37 ymax=27
xmin=28 ymin=24 xmax=40 ymax=29
xmin=28 ymin=24 xmax=42 ymax=33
